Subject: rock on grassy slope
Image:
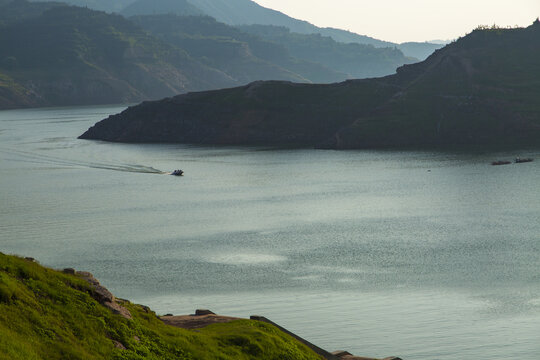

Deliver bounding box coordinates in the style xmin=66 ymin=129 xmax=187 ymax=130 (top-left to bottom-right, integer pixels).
xmin=0 ymin=252 xmax=323 ymax=360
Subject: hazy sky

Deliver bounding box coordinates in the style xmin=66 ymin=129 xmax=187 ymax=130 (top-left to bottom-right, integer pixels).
xmin=253 ymin=0 xmax=540 ymax=43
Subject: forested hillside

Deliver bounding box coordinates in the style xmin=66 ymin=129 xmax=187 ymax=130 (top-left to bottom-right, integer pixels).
xmin=0 ymin=3 xmax=238 ymax=108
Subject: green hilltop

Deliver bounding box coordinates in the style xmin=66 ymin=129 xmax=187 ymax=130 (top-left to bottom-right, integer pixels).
xmin=0 ymin=252 xmax=323 ymax=360
xmin=80 ymin=22 xmax=540 ymax=149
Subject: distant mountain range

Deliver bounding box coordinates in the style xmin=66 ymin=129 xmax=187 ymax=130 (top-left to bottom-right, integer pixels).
xmin=237 ymin=24 xmax=416 ymax=79
xmin=146 ymin=0 xmax=443 ymax=58
xmin=0 ymin=0 xmax=424 ymax=109
xmin=80 ymin=21 xmax=540 ymax=149
xmin=184 ymin=0 xmax=395 ymax=45
xmin=129 ymin=14 xmax=346 ymax=84
xmin=30 ymin=0 xmax=444 ymax=59
xmin=132 ymin=15 xmax=414 ymax=82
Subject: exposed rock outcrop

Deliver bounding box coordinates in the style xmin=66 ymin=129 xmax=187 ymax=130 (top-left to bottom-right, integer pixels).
xmin=195 ymin=309 xmax=215 ymax=316
xmin=161 ymin=313 xmax=240 ymax=330
xmin=68 ymin=269 xmax=132 ymax=320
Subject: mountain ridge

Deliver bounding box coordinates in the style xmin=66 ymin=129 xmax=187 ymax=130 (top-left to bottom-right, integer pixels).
xmin=162 ymin=0 xmax=445 ymax=59
xmin=122 ymin=0 xmax=203 ymax=17
xmin=30 ymin=0 xmax=443 ymax=59
xmin=238 ymin=24 xmax=416 ymax=79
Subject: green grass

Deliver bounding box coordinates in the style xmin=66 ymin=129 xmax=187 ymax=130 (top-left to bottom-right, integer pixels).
xmin=0 ymin=253 xmax=322 ymax=360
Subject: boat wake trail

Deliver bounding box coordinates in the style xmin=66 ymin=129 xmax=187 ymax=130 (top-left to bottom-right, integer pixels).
xmin=86 ymin=163 xmax=166 ymax=174
xmin=0 ymin=147 xmax=166 ymax=174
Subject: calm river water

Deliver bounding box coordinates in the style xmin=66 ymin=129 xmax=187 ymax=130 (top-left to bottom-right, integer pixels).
xmin=1 ymin=105 xmax=539 ymax=359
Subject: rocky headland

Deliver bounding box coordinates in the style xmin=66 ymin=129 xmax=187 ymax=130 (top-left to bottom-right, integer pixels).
xmin=80 ymin=21 xmax=540 ymax=149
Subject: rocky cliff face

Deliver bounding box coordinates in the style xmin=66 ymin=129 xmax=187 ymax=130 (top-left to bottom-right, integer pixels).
xmin=80 ymin=22 xmax=540 ymax=149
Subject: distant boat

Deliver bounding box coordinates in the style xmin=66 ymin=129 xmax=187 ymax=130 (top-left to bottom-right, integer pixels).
xmin=515 ymin=157 xmax=533 ymax=164
xmin=171 ymin=169 xmax=184 ymax=176
xmin=491 ymin=160 xmax=511 ymax=166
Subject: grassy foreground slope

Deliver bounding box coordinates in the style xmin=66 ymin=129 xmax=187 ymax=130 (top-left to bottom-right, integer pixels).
xmin=0 ymin=253 xmax=322 ymax=360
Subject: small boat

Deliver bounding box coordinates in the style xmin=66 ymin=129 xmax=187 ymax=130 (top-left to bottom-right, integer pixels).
xmin=171 ymin=169 xmax=184 ymax=176
xmin=491 ymin=160 xmax=511 ymax=166
xmin=515 ymin=157 xmax=533 ymax=164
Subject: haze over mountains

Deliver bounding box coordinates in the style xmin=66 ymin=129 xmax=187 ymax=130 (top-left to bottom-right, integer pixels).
xmin=132 ymin=15 xmax=413 ymax=82
xmin=129 ymin=14 xmax=346 ymax=84
xmin=237 ymin=24 xmax=415 ymax=79
xmin=30 ymin=0 xmax=444 ymax=59
xmin=81 ymin=21 xmax=540 ymax=149
xmin=1 ymin=0 xmax=431 ymax=109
